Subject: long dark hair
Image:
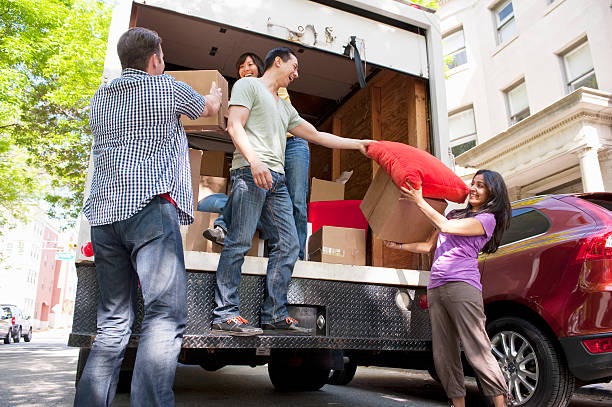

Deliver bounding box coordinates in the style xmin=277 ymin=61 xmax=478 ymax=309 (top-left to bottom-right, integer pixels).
xmin=449 ymin=169 xmax=512 ymax=253
xmin=235 ymin=52 xmax=264 ymax=78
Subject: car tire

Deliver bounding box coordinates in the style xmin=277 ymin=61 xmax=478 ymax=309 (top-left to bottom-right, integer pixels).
xmin=24 ymin=327 xmax=32 ymax=342
xmin=4 ymin=329 xmax=11 ymax=344
xmin=485 ymin=316 xmax=574 ymax=407
xmin=13 ymin=327 xmax=21 ymax=343
xmin=268 ymin=359 xmax=330 ymax=392
xmin=327 ymin=359 xmax=357 ymax=385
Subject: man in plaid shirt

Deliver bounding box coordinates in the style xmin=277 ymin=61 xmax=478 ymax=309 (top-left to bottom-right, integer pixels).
xmin=74 ymin=27 xmax=221 ymax=407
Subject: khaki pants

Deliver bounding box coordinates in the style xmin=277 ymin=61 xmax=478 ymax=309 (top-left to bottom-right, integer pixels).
xmin=428 ymin=281 xmax=508 ymax=399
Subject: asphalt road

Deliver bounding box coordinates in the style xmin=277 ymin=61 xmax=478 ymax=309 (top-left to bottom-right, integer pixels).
xmin=1 ymin=329 xmax=611 ymax=407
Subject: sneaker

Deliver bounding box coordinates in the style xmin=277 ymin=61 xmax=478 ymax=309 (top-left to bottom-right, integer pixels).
xmin=211 ymin=316 xmax=263 ymax=336
xmin=203 ymin=226 xmax=226 ymax=246
xmin=261 ymin=317 xmax=312 ymax=335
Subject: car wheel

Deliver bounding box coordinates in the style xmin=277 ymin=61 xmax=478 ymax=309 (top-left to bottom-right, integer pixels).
xmin=486 ymin=316 xmax=574 ymax=407
xmin=13 ymin=327 xmax=21 ymax=343
xmin=4 ymin=329 xmax=11 ymax=344
xmin=268 ymin=359 xmax=330 ymax=392
xmin=24 ymin=327 xmax=32 ymax=342
xmin=327 ymin=359 xmax=357 ymax=385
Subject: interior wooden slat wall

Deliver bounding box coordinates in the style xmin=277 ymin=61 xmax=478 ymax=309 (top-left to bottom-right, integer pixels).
xmin=310 ymin=70 xmax=433 ymax=270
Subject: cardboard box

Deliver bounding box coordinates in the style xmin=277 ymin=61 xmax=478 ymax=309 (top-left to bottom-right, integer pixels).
xmin=310 ymin=178 xmax=344 ymax=202
xmin=198 ymin=175 xmax=227 ymax=202
xmin=308 ymin=226 xmax=366 ymax=266
xmin=200 ymin=150 xmax=226 ymax=177
xmin=360 ymin=169 xmax=447 ymax=243
xmin=166 ymin=70 xmax=229 ymax=132
xmin=185 ymin=211 xmax=263 ymax=256
xmin=189 ymin=149 xmax=203 ymax=208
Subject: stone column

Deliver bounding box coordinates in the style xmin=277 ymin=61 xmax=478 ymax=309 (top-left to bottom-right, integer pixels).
xmin=600 ymin=149 xmax=612 ymax=193
xmin=577 ymin=147 xmax=605 ymax=192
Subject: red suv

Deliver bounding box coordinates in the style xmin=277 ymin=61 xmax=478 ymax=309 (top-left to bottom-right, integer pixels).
xmin=479 ymin=193 xmax=612 ymax=407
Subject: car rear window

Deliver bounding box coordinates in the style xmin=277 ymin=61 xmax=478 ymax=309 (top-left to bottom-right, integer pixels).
xmin=581 ymin=198 xmax=612 ymax=212
xmin=500 ymin=208 xmax=551 ymax=246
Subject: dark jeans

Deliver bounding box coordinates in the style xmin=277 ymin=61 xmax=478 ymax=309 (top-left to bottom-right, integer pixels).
xmin=212 ymin=167 xmax=299 ymax=324
xmin=74 ymin=197 xmax=187 ymax=407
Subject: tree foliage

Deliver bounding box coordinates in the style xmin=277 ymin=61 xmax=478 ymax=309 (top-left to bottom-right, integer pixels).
xmin=0 ymin=0 xmax=111 ymax=226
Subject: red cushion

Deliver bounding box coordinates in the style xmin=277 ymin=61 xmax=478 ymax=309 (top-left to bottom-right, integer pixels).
xmin=367 ymin=141 xmax=468 ymax=203
xmin=308 ymin=200 xmax=368 ymax=235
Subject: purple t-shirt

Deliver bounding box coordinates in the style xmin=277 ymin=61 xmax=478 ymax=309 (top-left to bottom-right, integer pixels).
xmin=428 ymin=212 xmax=496 ymax=291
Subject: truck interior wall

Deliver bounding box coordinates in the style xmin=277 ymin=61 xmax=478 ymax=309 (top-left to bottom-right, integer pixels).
xmin=310 ymin=69 xmax=433 ymax=270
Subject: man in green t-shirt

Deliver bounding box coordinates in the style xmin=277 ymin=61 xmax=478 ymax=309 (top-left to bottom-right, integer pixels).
xmin=211 ymin=47 xmax=372 ymax=336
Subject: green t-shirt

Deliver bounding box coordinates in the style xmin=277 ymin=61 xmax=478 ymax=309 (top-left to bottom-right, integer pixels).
xmin=229 ymin=77 xmax=304 ymax=174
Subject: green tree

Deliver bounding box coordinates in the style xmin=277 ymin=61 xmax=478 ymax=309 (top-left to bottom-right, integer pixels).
xmin=0 ymin=0 xmax=111 ymax=226
xmin=411 ymin=0 xmax=439 ymax=10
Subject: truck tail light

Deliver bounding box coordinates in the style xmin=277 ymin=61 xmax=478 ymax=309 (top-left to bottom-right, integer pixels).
xmin=418 ymin=293 xmax=428 ymax=310
xmin=11 ymin=317 xmax=15 ymax=325
xmin=574 ymin=227 xmax=612 ymax=263
xmin=583 ymin=337 xmax=612 ymax=354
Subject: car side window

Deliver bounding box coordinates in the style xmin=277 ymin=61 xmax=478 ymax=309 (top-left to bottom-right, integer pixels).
xmin=500 ymin=208 xmax=551 ymax=246
xmin=1 ymin=307 xmax=11 ymax=319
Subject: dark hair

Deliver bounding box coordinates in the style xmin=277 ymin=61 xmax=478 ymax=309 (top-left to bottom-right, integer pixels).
xmin=117 ymin=27 xmax=162 ymax=71
xmin=236 ymin=53 xmax=264 ymax=78
xmin=449 ymin=169 xmax=512 ymax=253
xmin=263 ymin=47 xmax=296 ymax=73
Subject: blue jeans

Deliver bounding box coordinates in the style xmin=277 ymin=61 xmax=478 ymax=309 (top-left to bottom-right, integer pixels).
xmin=284 ymin=136 xmax=310 ymax=260
xmin=212 ymin=167 xmax=299 ymax=324
xmin=74 ymin=197 xmax=187 ymax=407
xmin=197 ymin=193 xmax=228 ymax=213
xmin=214 ymin=137 xmax=309 ymax=261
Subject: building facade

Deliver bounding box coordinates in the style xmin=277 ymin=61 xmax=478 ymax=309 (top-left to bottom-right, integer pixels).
xmin=0 ymin=210 xmax=77 ymax=329
xmin=438 ymin=0 xmax=612 ymax=198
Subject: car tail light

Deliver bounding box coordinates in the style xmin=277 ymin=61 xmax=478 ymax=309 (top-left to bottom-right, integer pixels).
xmin=583 ymin=337 xmax=612 ymax=354
xmin=576 ymin=226 xmax=612 ymax=291
xmin=574 ymin=227 xmax=612 ymax=262
xmin=418 ymin=293 xmax=428 ymax=310
xmin=11 ymin=317 xmax=14 ymax=325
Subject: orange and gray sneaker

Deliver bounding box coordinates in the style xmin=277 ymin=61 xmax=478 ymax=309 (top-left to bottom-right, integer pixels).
xmin=262 ymin=317 xmax=312 ymax=335
xmin=211 ymin=316 xmax=263 ymax=336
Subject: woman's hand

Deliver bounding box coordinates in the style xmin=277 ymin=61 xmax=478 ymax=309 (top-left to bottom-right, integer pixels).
xmin=384 ymin=240 xmax=403 ymax=250
xmin=400 ymin=181 xmax=424 ymax=204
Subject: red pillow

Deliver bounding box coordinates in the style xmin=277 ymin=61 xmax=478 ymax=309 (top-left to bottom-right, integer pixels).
xmin=367 ymin=141 xmax=468 ymax=203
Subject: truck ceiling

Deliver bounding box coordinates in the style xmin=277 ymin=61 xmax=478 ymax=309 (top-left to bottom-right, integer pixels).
xmin=130 ymin=0 xmax=429 ymax=102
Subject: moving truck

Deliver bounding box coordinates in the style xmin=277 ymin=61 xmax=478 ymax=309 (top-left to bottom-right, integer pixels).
xmin=70 ymin=0 xmax=451 ymax=392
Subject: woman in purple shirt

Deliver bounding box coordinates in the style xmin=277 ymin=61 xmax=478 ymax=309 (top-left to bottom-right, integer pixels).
xmin=385 ymin=169 xmax=512 ymax=407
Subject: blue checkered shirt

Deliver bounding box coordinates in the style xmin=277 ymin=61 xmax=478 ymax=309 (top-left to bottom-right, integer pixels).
xmin=83 ymin=68 xmax=206 ymax=226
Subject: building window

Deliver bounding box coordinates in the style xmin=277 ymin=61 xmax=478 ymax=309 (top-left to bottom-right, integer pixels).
xmin=443 ymin=29 xmax=467 ymax=70
xmin=563 ymin=41 xmax=597 ymax=92
xmin=506 ymin=80 xmax=530 ymax=125
xmin=494 ymin=0 xmax=516 ymax=45
xmin=448 ymin=107 xmax=477 ymax=157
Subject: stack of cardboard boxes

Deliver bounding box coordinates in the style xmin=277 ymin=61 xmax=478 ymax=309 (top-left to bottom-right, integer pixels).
xmin=306 ymin=178 xmax=367 ymax=266
xmin=184 ymin=148 xmax=263 ymax=257
xmin=172 ymin=70 xmax=263 ymax=257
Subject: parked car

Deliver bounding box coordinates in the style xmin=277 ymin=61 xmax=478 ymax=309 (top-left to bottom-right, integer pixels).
xmin=0 ymin=306 xmax=12 ymax=344
xmin=476 ymin=193 xmax=612 ymax=407
xmin=0 ymin=304 xmax=32 ymax=344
